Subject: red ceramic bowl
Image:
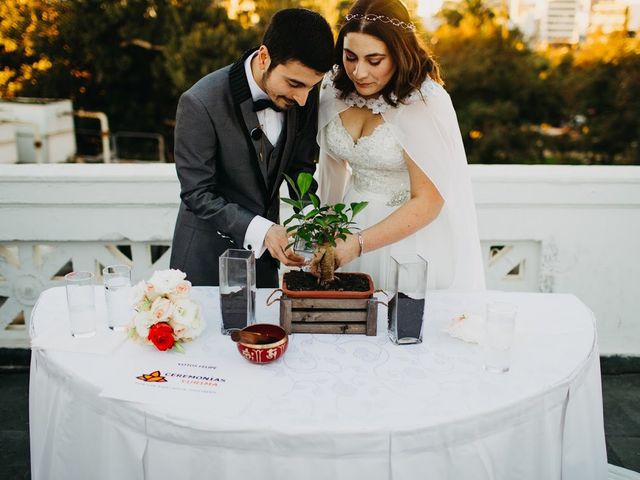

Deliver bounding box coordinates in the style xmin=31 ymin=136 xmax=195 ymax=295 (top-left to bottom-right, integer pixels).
xmin=236 ymin=323 xmax=288 ymax=364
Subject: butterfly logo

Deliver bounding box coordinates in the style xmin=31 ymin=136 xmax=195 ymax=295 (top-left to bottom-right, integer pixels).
xmin=136 ymin=370 xmax=167 ymax=382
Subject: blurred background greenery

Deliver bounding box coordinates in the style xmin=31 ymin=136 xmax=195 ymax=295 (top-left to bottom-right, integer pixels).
xmin=1 ymin=0 xmax=638 ymax=164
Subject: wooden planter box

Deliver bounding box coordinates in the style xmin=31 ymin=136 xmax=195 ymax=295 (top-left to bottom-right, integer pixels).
xmin=279 ymin=295 xmax=378 ymax=336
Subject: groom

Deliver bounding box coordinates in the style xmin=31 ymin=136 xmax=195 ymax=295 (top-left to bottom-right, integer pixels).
xmin=169 ymin=9 xmax=334 ymax=287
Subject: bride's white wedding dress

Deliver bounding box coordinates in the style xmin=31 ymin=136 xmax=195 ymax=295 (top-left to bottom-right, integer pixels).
xmin=317 ymin=75 xmax=486 ymax=291
xmin=324 ymin=115 xmax=453 ymax=289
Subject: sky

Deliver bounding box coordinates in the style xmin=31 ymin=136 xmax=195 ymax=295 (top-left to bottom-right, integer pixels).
xmin=417 ymin=0 xmax=444 ymax=18
xmin=416 ymin=0 xmax=640 ymax=19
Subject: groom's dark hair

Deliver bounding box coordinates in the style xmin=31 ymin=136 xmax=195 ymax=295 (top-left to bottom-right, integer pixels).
xmin=262 ymin=8 xmax=334 ymax=74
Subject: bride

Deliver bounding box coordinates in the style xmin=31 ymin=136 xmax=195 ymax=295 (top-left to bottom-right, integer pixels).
xmin=317 ymin=0 xmax=485 ymax=290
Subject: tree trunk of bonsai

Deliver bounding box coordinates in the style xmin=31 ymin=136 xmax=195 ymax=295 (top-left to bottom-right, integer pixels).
xmin=309 ymin=243 xmax=336 ymax=285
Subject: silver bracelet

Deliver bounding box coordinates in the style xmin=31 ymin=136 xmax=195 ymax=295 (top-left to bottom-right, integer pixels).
xmin=357 ymin=232 xmax=365 ymax=257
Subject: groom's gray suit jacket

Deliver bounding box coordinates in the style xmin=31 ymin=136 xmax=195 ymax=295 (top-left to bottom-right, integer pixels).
xmin=170 ymin=49 xmax=319 ymax=287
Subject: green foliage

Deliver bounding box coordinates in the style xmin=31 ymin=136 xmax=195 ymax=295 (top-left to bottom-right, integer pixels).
xmin=550 ymin=33 xmax=640 ymax=164
xmin=0 ymin=0 xmax=261 ymax=137
xmin=430 ymin=0 xmax=640 ymax=164
xmin=163 ymin=2 xmax=260 ymax=97
xmin=282 ymin=173 xmax=367 ymax=249
xmin=2 ymin=0 xmax=638 ymax=164
xmin=430 ymin=0 xmax=552 ymax=163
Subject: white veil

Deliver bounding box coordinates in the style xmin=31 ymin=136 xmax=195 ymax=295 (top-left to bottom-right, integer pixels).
xmin=317 ymin=76 xmax=486 ymax=290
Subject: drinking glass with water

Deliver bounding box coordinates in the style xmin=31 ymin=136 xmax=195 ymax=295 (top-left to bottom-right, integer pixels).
xmin=65 ymin=271 xmax=96 ymax=338
xmin=103 ymin=265 xmax=134 ymax=331
xmin=483 ymin=302 xmax=517 ymax=373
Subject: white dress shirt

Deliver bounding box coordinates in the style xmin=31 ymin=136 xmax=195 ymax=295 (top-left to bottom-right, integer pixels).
xmin=242 ymin=53 xmax=285 ymax=258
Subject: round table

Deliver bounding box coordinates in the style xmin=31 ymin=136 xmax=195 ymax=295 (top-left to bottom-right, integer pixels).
xmin=29 ymin=287 xmax=607 ymax=480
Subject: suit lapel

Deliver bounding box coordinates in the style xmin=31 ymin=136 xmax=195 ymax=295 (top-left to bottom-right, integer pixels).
xmin=269 ymin=107 xmax=297 ymax=200
xmin=228 ymin=50 xmax=269 ymax=193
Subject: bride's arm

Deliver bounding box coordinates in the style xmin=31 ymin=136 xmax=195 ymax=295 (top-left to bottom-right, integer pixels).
xmin=334 ymin=152 xmax=444 ymax=267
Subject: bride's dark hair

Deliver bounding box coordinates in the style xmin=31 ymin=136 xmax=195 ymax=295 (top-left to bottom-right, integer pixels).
xmin=333 ymin=0 xmax=442 ymax=106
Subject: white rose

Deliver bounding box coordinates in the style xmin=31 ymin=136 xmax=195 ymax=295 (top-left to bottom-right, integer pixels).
xmin=148 ymin=269 xmax=187 ymax=295
xmin=170 ymin=298 xmax=204 ymax=339
xmin=143 ymin=282 xmax=161 ymax=302
xmin=134 ymin=310 xmax=155 ymax=341
xmin=172 ymin=280 xmax=192 ymax=298
xmin=150 ymin=296 xmax=174 ymax=323
xmin=131 ymin=280 xmax=147 ymax=308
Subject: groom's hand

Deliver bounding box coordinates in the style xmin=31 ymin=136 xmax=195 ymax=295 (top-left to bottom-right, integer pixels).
xmin=264 ymin=225 xmax=306 ymax=266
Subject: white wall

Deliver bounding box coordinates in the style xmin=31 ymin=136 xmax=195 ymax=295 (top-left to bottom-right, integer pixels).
xmin=0 ymin=163 xmax=638 ymax=355
xmin=472 ymin=165 xmax=640 ymax=355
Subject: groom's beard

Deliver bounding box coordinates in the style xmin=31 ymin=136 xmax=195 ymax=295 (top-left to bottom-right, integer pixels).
xmin=276 ymin=98 xmax=296 ymax=110
xmin=263 ymin=71 xmax=296 ymax=110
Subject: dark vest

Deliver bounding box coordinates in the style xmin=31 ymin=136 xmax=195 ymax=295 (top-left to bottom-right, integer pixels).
xmin=259 ymin=124 xmax=286 ymax=195
xmin=256 ymin=123 xmax=287 ymax=223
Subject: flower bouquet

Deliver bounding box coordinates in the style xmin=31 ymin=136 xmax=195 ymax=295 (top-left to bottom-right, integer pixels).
xmin=128 ymin=269 xmax=205 ymax=352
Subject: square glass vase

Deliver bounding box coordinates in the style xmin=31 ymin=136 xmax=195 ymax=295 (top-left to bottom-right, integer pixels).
xmin=387 ymin=254 xmax=428 ymax=345
xmin=219 ymin=249 xmax=256 ymax=334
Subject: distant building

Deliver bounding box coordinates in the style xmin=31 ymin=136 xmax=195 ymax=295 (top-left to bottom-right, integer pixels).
xmin=509 ymin=0 xmax=540 ymax=40
xmin=538 ymin=0 xmax=591 ymax=45
xmin=426 ymin=0 xmax=640 ymax=44
xmin=589 ymin=0 xmax=630 ymax=34
xmin=630 ymin=3 xmax=640 ymax=33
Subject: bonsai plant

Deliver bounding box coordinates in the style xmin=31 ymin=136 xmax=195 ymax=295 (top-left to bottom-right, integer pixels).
xmin=282 ymin=172 xmax=367 ymax=287
xmin=272 ymin=173 xmax=378 ymax=336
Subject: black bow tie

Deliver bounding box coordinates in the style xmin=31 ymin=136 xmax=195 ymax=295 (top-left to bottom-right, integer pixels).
xmin=253 ymin=98 xmax=283 ymax=112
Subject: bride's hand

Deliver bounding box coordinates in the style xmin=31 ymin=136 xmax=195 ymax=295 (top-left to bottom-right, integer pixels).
xmin=333 ymin=234 xmax=361 ymax=269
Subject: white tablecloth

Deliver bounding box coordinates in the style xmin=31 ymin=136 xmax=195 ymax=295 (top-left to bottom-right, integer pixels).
xmin=29 ymin=287 xmax=607 ymax=480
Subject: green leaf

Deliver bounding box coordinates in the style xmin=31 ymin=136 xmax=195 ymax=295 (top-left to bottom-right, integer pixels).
xmin=310 ymin=193 xmax=320 ymax=209
xmin=283 ymin=173 xmax=300 ymax=199
xmin=334 ymin=203 xmax=345 ymax=214
xmin=350 ymin=201 xmax=368 ymax=217
xmin=297 ymin=172 xmax=313 ymax=198
xmin=304 ymin=208 xmax=319 ymax=219
xmin=281 ymin=198 xmax=302 ymax=208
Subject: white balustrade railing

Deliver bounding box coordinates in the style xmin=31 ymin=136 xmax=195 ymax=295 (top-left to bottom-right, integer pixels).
xmin=1 ymin=164 xmax=639 ymax=355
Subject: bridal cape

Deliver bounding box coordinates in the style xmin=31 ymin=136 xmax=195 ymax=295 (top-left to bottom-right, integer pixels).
xmin=316 ymin=76 xmax=486 ymax=290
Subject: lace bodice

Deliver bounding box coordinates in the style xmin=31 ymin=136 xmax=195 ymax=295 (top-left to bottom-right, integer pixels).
xmin=324 ymin=116 xmax=410 ymax=206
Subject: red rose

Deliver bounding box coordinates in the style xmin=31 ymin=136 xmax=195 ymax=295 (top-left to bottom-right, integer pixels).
xmin=148 ymin=322 xmax=175 ymax=351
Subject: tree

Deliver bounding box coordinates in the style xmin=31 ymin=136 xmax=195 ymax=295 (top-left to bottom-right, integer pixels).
xmin=0 ymin=0 xmax=59 ymax=97
xmin=428 ymin=0 xmax=554 ymax=163
xmin=0 ymin=0 xmax=261 ymax=142
xmin=554 ymin=32 xmax=640 ymax=164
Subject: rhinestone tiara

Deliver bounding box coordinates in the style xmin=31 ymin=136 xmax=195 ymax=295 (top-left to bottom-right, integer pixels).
xmin=344 ymin=13 xmax=416 ymax=32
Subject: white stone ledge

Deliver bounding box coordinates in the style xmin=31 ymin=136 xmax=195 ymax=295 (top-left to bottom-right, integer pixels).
xmin=471 ymin=165 xmax=640 ymax=206
xmin=3 ymin=164 xmax=640 ymax=208
xmin=0 ymin=163 xmax=639 ymax=355
xmin=0 ymin=163 xmax=177 ymax=181
xmin=0 ymin=164 xmax=179 ymax=207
